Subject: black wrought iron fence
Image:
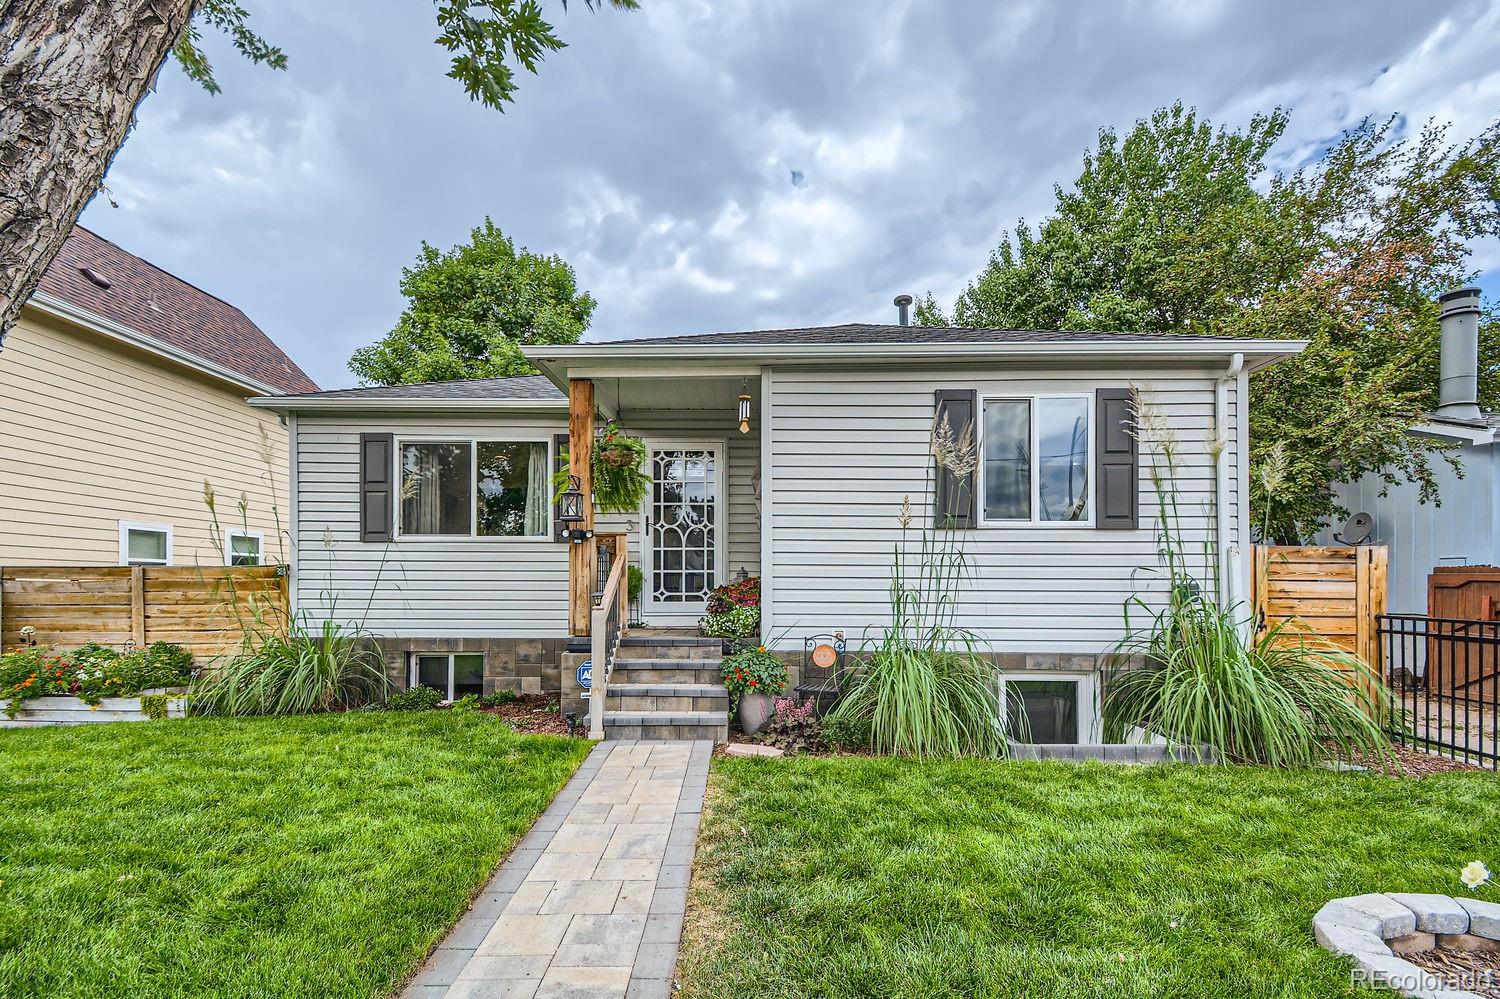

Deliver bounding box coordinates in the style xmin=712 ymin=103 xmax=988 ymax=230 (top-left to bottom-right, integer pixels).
xmin=1378 ymin=614 xmax=1499 ymax=769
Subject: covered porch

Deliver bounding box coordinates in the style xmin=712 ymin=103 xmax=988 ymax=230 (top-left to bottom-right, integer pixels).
xmin=560 ymin=369 xmax=764 ymax=640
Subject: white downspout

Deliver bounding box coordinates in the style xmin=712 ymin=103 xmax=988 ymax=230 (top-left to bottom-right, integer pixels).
xmin=1215 ymin=352 xmax=1245 ymax=609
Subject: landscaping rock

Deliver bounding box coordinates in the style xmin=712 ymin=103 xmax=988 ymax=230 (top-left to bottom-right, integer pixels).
xmin=723 ymin=743 xmax=783 ymax=758
xmin=1387 ymin=932 xmax=1437 ymax=956
xmin=1316 ymin=894 xmax=1419 ymax=939
xmin=1387 ymin=894 xmax=1471 ymax=935
xmin=1455 ymin=898 xmax=1500 ymax=941
xmin=1314 ymin=919 xmax=1389 ymax=960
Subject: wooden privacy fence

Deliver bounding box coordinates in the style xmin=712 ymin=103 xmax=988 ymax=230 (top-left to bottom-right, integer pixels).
xmin=1 ymin=566 xmax=287 ymax=661
xmin=1252 ymin=545 xmax=1388 ymax=670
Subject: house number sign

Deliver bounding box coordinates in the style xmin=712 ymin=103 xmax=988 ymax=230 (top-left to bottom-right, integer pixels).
xmin=810 ymin=644 xmax=838 ymax=669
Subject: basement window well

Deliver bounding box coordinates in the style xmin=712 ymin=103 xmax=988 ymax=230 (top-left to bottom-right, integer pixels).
xmin=1002 ymin=673 xmax=1100 ymax=744
xmin=410 ymin=652 xmax=485 ymax=701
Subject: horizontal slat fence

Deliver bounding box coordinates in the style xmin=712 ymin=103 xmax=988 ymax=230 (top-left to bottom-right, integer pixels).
xmin=1 ymin=566 xmax=286 ymax=661
xmin=1252 ymin=545 xmax=1388 ymax=670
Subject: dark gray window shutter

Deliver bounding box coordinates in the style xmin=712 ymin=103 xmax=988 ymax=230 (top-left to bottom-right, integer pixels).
xmin=1095 ymin=389 xmax=1138 ymax=530
xmin=933 ymin=389 xmax=977 ymax=528
xmin=552 ymin=432 xmax=570 ymax=542
xmin=359 ymin=433 xmax=394 ymax=543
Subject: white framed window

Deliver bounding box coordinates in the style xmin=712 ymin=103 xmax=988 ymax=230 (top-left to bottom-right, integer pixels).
xmin=119 ymin=521 xmax=172 ymax=566
xmin=226 ymin=529 xmax=264 ymax=566
xmin=980 ymin=395 xmax=1092 ymax=526
xmin=1001 ymin=672 xmax=1100 ymax=745
xmin=397 ymin=437 xmax=552 ymax=539
xmin=409 ymin=652 xmax=486 ymax=701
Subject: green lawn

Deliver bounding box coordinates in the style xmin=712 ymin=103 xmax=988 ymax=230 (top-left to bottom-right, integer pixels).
xmin=0 ymin=712 xmax=591 ymax=999
xmin=679 ymin=756 xmax=1500 ymax=999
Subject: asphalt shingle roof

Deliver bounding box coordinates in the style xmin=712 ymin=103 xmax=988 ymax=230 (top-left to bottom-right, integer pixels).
xmin=599 ymin=323 xmax=1203 ymax=347
xmin=35 ymin=227 xmax=319 ymax=395
xmin=278 ymin=374 xmax=565 ymax=402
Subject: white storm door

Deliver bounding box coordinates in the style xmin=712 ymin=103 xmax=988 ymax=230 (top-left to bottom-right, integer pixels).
xmin=642 ymin=443 xmax=725 ymax=619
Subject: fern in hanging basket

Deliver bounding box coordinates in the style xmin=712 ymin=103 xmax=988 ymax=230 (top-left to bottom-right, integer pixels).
xmin=553 ymin=423 xmax=651 ymax=514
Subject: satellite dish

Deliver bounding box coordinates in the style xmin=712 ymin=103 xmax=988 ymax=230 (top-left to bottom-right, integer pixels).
xmin=1334 ymin=512 xmax=1373 ymax=546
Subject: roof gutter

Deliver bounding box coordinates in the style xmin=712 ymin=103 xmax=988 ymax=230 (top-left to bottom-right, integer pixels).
xmin=248 ymin=395 xmax=568 ymax=414
xmin=27 ymin=291 xmax=284 ymax=397
xmin=524 ymin=339 xmax=1307 ymax=385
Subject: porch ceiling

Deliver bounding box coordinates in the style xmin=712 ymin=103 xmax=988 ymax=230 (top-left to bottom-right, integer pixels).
xmin=595 ymin=375 xmax=758 ymax=416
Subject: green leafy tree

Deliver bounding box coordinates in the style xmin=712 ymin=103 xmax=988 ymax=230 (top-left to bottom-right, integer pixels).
xmin=0 ymin=0 xmax=635 ymax=347
xmin=924 ymin=102 xmax=1500 ymax=542
xmin=349 ymin=219 xmax=595 ymax=384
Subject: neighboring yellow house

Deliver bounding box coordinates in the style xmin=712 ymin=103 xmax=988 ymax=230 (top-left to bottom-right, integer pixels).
xmin=0 ymin=227 xmax=318 ymax=569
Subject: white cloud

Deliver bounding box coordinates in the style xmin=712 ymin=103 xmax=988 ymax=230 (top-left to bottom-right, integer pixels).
xmin=76 ymin=0 xmax=1500 ymax=386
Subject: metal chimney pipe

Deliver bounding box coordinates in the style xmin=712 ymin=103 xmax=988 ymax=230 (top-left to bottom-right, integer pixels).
xmin=894 ymin=293 xmax=913 ymax=327
xmin=1436 ymin=286 xmax=1482 ymax=420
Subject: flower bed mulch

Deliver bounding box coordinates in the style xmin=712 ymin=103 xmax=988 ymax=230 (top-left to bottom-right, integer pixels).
xmin=1354 ymin=744 xmax=1486 ymax=777
xmin=475 ymin=694 xmax=582 ymax=737
xmin=1404 ymin=943 xmax=1500 ymax=997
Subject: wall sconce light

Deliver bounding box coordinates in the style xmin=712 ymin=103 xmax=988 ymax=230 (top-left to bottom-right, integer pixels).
xmin=558 ymin=475 xmax=584 ymax=525
xmin=557 ymin=475 xmax=593 ymax=543
xmin=738 ymin=380 xmax=752 ymax=434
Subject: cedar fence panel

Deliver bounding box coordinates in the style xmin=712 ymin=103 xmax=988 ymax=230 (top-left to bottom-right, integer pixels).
xmin=1252 ymin=545 xmax=1388 ymax=671
xmin=1 ymin=566 xmax=286 ymax=662
xmin=1425 ymin=566 xmax=1500 ymax=698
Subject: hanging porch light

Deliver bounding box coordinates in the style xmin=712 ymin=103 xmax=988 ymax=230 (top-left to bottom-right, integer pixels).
xmin=738 ymin=380 xmax=752 ymax=434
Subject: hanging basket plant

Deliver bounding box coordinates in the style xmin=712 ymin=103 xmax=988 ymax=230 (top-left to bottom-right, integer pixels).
xmin=553 ymin=422 xmax=651 ymax=514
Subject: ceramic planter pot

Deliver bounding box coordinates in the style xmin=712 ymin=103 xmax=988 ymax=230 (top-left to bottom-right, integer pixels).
xmin=738 ymin=692 xmax=774 ymax=735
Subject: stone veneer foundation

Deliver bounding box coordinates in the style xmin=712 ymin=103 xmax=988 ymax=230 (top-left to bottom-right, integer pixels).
xmin=379 ymin=638 xmax=570 ymax=697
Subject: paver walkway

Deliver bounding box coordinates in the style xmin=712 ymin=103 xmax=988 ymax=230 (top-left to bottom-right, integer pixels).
xmin=403 ymin=740 xmax=711 ymax=999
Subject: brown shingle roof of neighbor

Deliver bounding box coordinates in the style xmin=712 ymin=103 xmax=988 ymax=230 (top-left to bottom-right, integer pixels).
xmin=33 ymin=226 xmax=319 ymax=395
xmin=279 ymin=374 xmax=566 ymax=403
xmin=599 ymin=323 xmax=1208 ymax=347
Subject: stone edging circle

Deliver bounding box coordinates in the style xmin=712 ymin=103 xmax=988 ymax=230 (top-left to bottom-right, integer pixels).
xmin=1314 ymin=892 xmax=1500 ymax=997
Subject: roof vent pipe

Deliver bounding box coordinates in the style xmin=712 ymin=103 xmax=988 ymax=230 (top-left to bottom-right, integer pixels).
xmin=1436 ymin=286 xmax=1482 ymax=420
xmin=894 ymin=293 xmax=913 ymax=327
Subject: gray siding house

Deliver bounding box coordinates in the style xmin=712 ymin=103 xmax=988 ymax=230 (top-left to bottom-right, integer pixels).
xmin=1330 ymin=287 xmax=1499 ymax=614
xmin=254 ymin=316 xmax=1302 ymax=741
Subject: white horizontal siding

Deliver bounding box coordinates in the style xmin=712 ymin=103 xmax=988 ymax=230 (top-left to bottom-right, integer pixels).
xmin=295 ymin=407 xmax=759 ymax=638
xmin=293 ymin=414 xmax=570 ymax=638
xmin=766 ymin=365 xmax=1236 ymax=653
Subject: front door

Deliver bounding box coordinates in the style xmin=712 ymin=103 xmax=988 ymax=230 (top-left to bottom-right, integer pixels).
xmin=642 ymin=442 xmax=725 ymax=621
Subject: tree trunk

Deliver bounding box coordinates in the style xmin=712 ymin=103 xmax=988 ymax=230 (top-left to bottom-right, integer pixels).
xmin=0 ymin=0 xmax=198 ymax=346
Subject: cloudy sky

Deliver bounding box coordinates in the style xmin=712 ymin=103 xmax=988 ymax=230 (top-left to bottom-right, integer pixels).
xmin=80 ymin=0 xmax=1500 ymax=390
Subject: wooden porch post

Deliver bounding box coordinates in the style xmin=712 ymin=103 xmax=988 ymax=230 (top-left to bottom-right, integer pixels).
xmin=569 ymin=378 xmax=596 ymax=636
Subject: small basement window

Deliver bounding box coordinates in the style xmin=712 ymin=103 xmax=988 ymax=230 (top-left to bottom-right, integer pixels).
xmin=410 ymin=652 xmax=485 ymax=701
xmin=1002 ymin=673 xmax=1099 ymax=745
xmin=226 ymin=530 xmax=263 ymax=566
xmin=119 ymin=521 xmax=171 ymax=566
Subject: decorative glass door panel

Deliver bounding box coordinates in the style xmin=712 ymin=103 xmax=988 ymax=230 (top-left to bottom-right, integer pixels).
xmin=645 ymin=445 xmax=722 ymax=615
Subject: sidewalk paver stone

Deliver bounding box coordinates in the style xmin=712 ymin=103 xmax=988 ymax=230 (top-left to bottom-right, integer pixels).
xmin=408 ymin=741 xmax=711 ymax=998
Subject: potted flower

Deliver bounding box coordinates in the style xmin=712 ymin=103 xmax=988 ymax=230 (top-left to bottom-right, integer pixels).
xmin=720 ymin=644 xmax=787 ymax=735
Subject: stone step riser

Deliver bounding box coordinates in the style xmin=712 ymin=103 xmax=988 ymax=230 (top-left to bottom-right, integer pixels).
xmin=604 ymin=722 xmax=729 ymax=742
xmin=614 ymin=668 xmax=722 ymax=685
xmin=619 ymin=641 xmax=724 ymax=661
xmin=608 ymin=694 xmax=727 ymax=712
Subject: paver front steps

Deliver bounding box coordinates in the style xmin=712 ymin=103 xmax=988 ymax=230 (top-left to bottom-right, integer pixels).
xmin=603 ymin=635 xmax=729 ymax=743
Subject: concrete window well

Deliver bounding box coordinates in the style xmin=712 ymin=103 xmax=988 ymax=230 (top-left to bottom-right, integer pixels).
xmin=1313 ymin=891 xmax=1500 ymax=996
